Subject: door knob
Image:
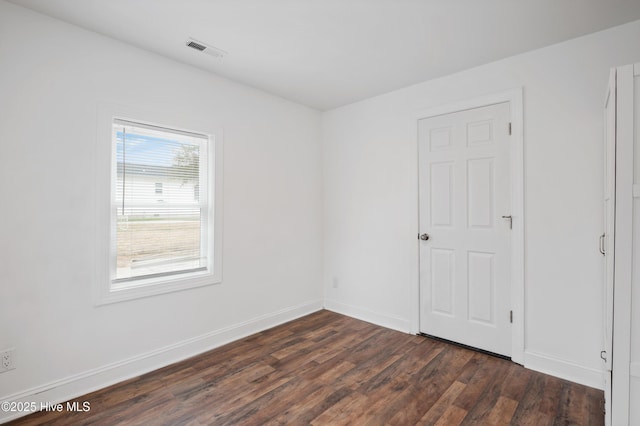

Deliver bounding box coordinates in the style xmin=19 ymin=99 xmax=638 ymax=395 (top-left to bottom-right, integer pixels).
xmin=420 ymin=233 xmax=430 ymax=241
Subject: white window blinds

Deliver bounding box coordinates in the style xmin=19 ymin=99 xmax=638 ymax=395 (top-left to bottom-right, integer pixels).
xmin=112 ymin=119 xmax=209 ymax=283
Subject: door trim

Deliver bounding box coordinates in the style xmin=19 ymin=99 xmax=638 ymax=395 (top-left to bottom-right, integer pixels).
xmin=409 ymin=88 xmax=525 ymax=364
xmin=610 ymin=63 xmax=635 ymax=426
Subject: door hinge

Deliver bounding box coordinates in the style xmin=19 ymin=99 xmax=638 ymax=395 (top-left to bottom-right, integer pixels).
xmin=508 ymin=122 xmax=512 ymax=135
xmin=509 ymin=310 xmax=513 ymax=323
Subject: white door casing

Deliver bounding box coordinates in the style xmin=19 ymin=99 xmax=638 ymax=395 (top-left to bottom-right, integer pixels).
xmin=602 ymin=69 xmax=616 ymax=426
xmin=609 ymin=63 xmax=636 ymax=426
xmin=418 ymin=101 xmax=512 ymax=357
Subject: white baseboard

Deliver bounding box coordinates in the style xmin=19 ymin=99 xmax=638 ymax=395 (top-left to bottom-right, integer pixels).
xmin=323 ymin=299 xmax=410 ymax=333
xmin=524 ymin=350 xmax=604 ymax=389
xmin=0 ymin=300 xmax=323 ymax=424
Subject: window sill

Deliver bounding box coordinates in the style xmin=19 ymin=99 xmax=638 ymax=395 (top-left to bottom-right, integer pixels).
xmin=95 ymin=270 xmax=221 ymax=306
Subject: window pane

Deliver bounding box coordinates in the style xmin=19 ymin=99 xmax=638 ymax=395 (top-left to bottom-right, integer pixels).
xmin=113 ymin=120 xmax=208 ymax=281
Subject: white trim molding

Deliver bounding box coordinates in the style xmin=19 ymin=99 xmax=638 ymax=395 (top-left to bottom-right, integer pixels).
xmin=95 ymin=101 xmax=224 ymax=305
xmin=524 ymin=351 xmax=604 ymax=390
xmin=324 ymin=299 xmax=411 ymax=333
xmin=409 ymin=88 xmax=525 ymax=364
xmin=611 ymin=64 xmax=635 ymax=426
xmin=0 ymin=300 xmax=323 ymax=424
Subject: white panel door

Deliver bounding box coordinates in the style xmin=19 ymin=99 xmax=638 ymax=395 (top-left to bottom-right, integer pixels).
xmin=602 ymin=69 xmax=616 ymax=426
xmin=418 ymin=102 xmax=511 ymax=356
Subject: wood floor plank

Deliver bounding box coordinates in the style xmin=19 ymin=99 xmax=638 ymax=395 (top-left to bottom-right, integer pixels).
xmin=586 ymin=387 xmax=605 ymax=426
xmin=510 ymin=372 xmax=549 ymax=424
xmin=313 ymin=360 xmax=356 ymax=385
xmin=381 ymin=345 xmax=474 ymax=424
xmin=459 ymin=355 xmax=511 ymax=424
xmin=310 ymin=391 xmax=366 ymax=425
xmin=484 ymin=395 xmax=519 ymax=425
xmin=213 ymin=376 xmax=310 ymax=425
xmin=7 ymin=310 xmax=604 ymax=426
xmin=556 ymin=380 xmax=589 ymax=425
xmin=352 ymin=379 xmax=414 ymax=426
xmin=275 ymin=387 xmax=352 ymax=425
xmin=500 ymin=361 xmax=534 ymax=401
xmin=435 ymin=405 xmax=468 ymax=426
xmin=415 ymin=380 xmax=467 ymax=425
xmin=454 ymin=354 xmax=504 ymax=412
xmin=538 ymin=374 xmax=565 ymax=418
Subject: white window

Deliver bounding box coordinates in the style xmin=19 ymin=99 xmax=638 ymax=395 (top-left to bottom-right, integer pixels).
xmin=96 ymin=105 xmax=222 ymax=304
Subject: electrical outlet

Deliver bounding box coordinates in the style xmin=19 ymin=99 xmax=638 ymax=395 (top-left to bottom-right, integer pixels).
xmin=332 ymin=277 xmax=339 ymax=288
xmin=0 ymin=349 xmax=15 ymax=372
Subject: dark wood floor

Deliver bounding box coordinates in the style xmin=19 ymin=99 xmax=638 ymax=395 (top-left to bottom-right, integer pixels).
xmin=9 ymin=310 xmax=603 ymax=425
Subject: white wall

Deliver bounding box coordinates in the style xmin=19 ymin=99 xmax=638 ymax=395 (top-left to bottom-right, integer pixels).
xmin=322 ymin=19 xmax=640 ymax=388
xmin=0 ymin=1 xmax=323 ymax=417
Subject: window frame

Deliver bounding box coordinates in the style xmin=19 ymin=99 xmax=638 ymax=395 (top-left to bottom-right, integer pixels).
xmin=95 ymin=103 xmax=223 ymax=305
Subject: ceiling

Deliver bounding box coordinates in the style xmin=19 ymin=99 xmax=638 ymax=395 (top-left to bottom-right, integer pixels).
xmin=10 ymin=0 xmax=640 ymax=110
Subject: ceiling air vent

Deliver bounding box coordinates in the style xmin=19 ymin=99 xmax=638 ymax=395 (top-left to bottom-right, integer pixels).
xmin=186 ymin=40 xmax=207 ymax=51
xmin=185 ymin=38 xmax=227 ymax=59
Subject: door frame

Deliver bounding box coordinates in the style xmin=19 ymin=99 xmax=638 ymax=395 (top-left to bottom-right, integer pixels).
xmin=602 ymin=68 xmax=615 ymax=426
xmin=609 ymin=63 xmax=636 ymax=426
xmin=409 ymin=88 xmax=525 ymax=364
